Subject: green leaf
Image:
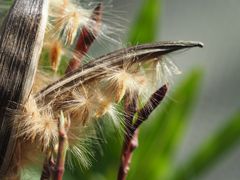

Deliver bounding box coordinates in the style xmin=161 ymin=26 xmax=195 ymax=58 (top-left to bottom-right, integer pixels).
xmin=172 ymin=112 xmax=240 ymax=180
xmin=128 ymin=70 xmax=203 ymax=180
xmin=128 ymin=0 xmax=161 ymax=44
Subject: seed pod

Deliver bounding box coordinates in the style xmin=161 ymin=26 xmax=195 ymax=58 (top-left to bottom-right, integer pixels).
xmin=33 ymin=41 xmax=203 ymax=143
xmin=0 ymin=0 xmax=48 ymax=178
xmin=35 ymin=41 xmax=203 ymax=105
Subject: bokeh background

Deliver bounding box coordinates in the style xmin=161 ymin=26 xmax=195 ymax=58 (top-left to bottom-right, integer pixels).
xmin=1 ymin=0 xmax=240 ymax=179
xmin=160 ymin=1 xmax=240 ymax=179
xmin=88 ymin=1 xmax=240 ymax=179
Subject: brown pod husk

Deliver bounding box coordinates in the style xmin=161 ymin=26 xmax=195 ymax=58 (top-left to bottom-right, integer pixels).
xmin=0 ymin=0 xmax=48 ymax=178
xmin=35 ymin=41 xmax=203 ymax=106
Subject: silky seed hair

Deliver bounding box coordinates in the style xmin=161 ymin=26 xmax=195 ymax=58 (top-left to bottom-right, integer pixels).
xmin=43 ymin=0 xmax=102 ymax=72
xmin=43 ymin=0 xmax=124 ymax=72
xmin=9 ymin=0 xmax=203 ymax=173
xmin=16 ymin=48 xmax=201 ymax=172
xmin=48 ymin=0 xmax=93 ymax=45
xmin=13 ymin=0 xmax=128 ymax=169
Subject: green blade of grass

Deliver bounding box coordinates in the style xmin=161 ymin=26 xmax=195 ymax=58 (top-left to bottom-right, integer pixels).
xmin=171 ymin=112 xmax=240 ymax=180
xmin=128 ymin=0 xmax=161 ymax=44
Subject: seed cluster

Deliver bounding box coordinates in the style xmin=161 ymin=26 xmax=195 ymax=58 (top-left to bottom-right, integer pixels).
xmin=14 ymin=0 xmax=183 ymax=170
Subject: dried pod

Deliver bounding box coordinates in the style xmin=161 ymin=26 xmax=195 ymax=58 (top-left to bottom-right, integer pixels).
xmin=33 ymin=41 xmax=203 ymax=153
xmin=36 ymin=41 xmax=203 ymax=104
xmin=0 ymin=0 xmax=204 ymax=178
xmin=0 ymin=0 xmax=48 ymax=178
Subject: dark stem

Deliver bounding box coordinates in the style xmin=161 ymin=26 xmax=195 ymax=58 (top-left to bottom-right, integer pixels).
xmin=117 ymin=85 xmax=168 ymax=180
xmin=133 ymin=85 xmax=168 ymax=132
xmin=117 ymin=93 xmax=138 ymax=180
xmin=65 ymin=3 xmax=103 ymax=73
xmin=40 ymin=154 xmax=55 ymax=180
xmin=117 ymin=128 xmax=139 ymax=180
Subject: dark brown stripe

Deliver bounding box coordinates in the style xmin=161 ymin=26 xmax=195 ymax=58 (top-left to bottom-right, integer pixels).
xmin=0 ymin=0 xmax=48 ymax=177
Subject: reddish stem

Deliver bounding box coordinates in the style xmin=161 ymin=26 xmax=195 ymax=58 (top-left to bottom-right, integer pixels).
xmin=117 ymin=129 xmax=139 ymax=180
xmin=117 ymin=85 xmax=168 ymax=180
xmin=65 ymin=3 xmax=103 ymax=73
xmin=53 ymin=112 xmax=70 ymax=180
xmin=117 ymin=93 xmax=138 ymax=180
xmin=133 ymin=85 xmax=168 ymax=131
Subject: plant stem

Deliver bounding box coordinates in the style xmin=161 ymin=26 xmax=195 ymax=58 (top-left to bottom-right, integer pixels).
xmin=133 ymin=85 xmax=168 ymax=131
xmin=40 ymin=154 xmax=55 ymax=180
xmin=117 ymin=85 xmax=168 ymax=180
xmin=117 ymin=93 xmax=138 ymax=180
xmin=117 ymin=128 xmax=139 ymax=180
xmin=65 ymin=3 xmax=103 ymax=73
xmin=53 ymin=112 xmax=69 ymax=180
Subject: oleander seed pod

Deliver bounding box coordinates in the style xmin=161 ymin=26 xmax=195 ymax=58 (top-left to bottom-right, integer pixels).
xmin=0 ymin=0 xmax=203 ymax=179
xmin=0 ymin=0 xmax=48 ymax=178
xmin=31 ymin=41 xmax=203 ymax=171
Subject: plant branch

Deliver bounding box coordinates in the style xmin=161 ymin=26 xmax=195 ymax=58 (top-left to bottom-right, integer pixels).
xmin=117 ymin=85 xmax=168 ymax=180
xmin=133 ymin=84 xmax=168 ymax=132
xmin=53 ymin=112 xmax=70 ymax=180
xmin=40 ymin=154 xmax=55 ymax=180
xmin=65 ymin=3 xmax=103 ymax=73
xmin=117 ymin=93 xmax=138 ymax=180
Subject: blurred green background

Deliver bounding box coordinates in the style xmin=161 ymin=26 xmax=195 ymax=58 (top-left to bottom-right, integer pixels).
xmin=1 ymin=0 xmax=240 ymax=179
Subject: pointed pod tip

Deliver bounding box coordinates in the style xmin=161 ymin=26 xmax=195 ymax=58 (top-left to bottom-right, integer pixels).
xmin=151 ymin=40 xmax=204 ymax=55
xmin=94 ymin=2 xmax=103 ymax=11
xmin=163 ymin=40 xmax=204 ymax=48
xmin=187 ymin=41 xmax=204 ymax=48
xmin=198 ymin=42 xmax=204 ymax=48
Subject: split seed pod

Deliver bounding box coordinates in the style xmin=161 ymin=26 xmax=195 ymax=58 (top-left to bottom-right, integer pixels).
xmin=0 ymin=0 xmax=48 ymax=178
xmin=32 ymin=41 xmax=203 ymax=171
xmin=0 ymin=0 xmax=203 ymax=179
